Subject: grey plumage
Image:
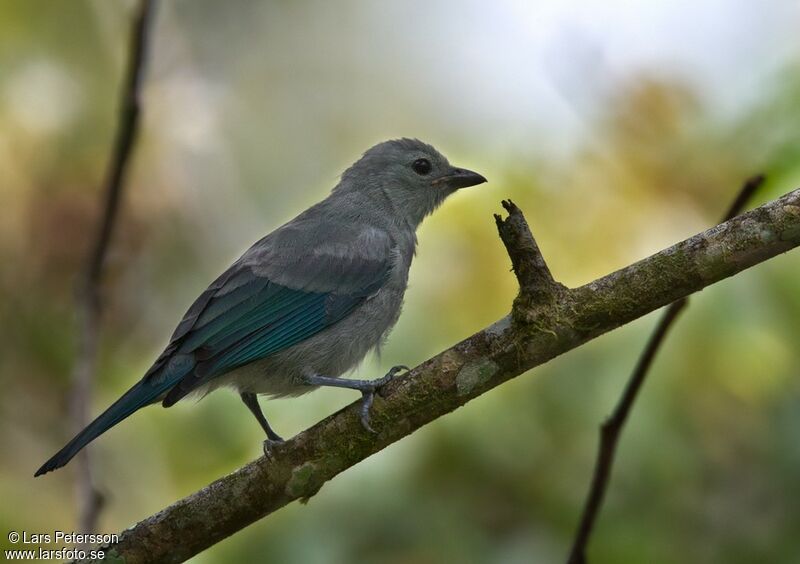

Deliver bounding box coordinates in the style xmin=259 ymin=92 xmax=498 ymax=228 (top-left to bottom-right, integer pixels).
xmin=36 ymin=138 xmax=486 ymax=476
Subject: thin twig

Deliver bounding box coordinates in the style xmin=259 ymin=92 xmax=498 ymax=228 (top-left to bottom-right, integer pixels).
xmin=69 ymin=0 xmax=157 ymax=537
xmin=566 ymin=174 xmax=766 ymax=564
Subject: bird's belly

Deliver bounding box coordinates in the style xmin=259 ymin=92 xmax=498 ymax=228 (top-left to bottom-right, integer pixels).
xmin=219 ymin=284 xmax=405 ymax=398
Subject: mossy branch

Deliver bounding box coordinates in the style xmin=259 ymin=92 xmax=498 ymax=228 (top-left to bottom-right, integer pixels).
xmin=80 ymin=188 xmax=800 ymax=564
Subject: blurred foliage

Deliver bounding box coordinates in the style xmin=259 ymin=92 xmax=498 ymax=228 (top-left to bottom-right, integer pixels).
xmin=1 ymin=1 xmax=799 ymax=563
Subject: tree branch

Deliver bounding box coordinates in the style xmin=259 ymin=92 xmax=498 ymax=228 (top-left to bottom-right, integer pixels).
xmin=566 ymin=174 xmax=765 ymax=564
xmin=70 ymin=0 xmax=156 ymax=538
xmin=495 ymin=199 xmax=566 ymax=304
xmin=80 ymin=188 xmax=800 ymax=564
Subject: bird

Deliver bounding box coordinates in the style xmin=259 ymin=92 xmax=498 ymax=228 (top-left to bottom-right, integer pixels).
xmin=35 ymin=138 xmax=486 ymax=477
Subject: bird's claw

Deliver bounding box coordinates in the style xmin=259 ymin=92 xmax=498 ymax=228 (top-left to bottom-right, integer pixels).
xmin=262 ymin=437 xmax=285 ymax=459
xmin=359 ymin=364 xmax=410 ymax=433
xmin=377 ymin=364 xmax=409 ymax=390
xmin=360 ymin=394 xmax=377 ymax=433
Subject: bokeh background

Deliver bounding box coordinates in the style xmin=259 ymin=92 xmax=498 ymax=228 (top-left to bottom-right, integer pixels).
xmin=2 ymin=1 xmax=800 ymax=562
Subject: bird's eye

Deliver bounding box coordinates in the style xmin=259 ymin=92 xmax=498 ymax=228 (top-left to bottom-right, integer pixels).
xmin=412 ymin=158 xmax=432 ymax=175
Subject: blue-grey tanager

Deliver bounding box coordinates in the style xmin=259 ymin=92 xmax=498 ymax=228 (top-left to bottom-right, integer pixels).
xmin=36 ymin=138 xmax=486 ymax=476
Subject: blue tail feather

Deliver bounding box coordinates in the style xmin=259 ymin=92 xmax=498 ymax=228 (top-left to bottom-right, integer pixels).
xmin=35 ymin=378 xmax=175 ymax=477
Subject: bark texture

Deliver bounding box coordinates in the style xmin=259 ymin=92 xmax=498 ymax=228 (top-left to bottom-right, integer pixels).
xmin=80 ymin=188 xmax=800 ymax=564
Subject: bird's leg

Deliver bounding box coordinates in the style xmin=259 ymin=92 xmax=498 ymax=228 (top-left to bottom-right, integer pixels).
xmin=240 ymin=392 xmax=284 ymax=457
xmin=301 ymin=365 xmax=409 ymax=433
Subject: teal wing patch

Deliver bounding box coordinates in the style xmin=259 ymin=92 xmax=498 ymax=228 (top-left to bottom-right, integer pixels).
xmin=145 ymin=223 xmax=395 ymax=407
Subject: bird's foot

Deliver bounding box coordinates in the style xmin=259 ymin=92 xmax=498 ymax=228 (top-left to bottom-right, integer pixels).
xmin=300 ymin=366 xmax=410 ymax=433
xmin=359 ymin=364 xmax=409 ymax=433
xmin=262 ymin=437 xmax=285 ymax=459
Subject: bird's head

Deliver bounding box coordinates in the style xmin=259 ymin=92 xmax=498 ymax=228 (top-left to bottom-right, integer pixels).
xmin=336 ymin=138 xmax=487 ymax=227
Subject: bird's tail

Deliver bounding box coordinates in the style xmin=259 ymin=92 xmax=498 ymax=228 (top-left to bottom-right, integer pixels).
xmin=34 ymin=378 xmax=173 ymax=477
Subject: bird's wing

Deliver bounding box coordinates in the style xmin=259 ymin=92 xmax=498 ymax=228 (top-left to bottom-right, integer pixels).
xmin=150 ymin=221 xmax=395 ymax=406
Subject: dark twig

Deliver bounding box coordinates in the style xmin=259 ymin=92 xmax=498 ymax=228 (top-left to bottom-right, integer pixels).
xmin=69 ymin=0 xmax=156 ymax=537
xmin=721 ymin=175 xmax=766 ymax=224
xmin=566 ymin=174 xmax=766 ymax=564
xmin=566 ymin=300 xmax=687 ymax=564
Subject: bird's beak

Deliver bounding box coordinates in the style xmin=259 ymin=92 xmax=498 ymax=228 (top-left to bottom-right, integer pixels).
xmin=432 ymin=167 xmax=487 ymax=190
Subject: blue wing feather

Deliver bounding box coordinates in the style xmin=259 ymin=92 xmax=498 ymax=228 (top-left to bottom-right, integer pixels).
xmin=160 ymin=253 xmax=389 ymax=406
xmin=181 ymin=283 xmax=306 ymax=351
